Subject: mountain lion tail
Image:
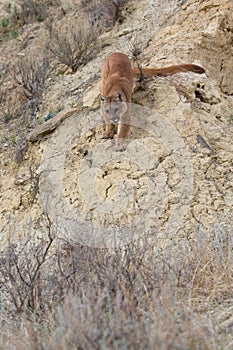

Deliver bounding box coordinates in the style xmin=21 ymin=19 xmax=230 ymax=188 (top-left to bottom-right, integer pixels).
xmin=132 ymin=64 xmax=205 ymax=78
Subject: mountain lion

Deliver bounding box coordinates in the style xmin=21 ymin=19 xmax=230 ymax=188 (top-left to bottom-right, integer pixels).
xmin=100 ymin=52 xmax=205 ymax=151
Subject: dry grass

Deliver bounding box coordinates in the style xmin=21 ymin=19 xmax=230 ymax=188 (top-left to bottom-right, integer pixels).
xmin=0 ymin=221 xmax=232 ymax=349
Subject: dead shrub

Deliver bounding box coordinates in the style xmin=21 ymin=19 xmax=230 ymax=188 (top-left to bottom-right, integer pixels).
xmin=80 ymin=0 xmax=129 ymax=28
xmin=47 ymin=19 xmax=99 ymax=72
xmin=11 ymin=52 xmax=51 ymax=119
xmin=0 ymin=217 xmax=56 ymax=316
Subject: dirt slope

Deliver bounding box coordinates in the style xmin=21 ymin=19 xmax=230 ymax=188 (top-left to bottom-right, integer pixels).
xmin=0 ymin=0 xmax=233 ymax=249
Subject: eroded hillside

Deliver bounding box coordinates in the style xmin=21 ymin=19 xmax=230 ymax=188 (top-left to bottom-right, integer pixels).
xmin=0 ymin=0 xmax=232 ymax=246
xmin=0 ymin=0 xmax=233 ymax=348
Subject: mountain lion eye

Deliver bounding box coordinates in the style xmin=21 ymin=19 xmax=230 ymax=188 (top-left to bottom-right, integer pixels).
xmin=105 ymin=109 xmax=110 ymax=114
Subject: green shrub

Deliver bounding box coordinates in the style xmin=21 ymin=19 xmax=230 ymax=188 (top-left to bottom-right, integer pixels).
xmin=11 ymin=28 xmax=18 ymax=39
xmin=1 ymin=18 xmax=9 ymax=27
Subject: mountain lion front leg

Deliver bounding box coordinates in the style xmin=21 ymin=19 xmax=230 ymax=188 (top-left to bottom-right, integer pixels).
xmin=100 ymin=100 xmax=115 ymax=139
xmin=116 ymin=105 xmax=131 ymax=151
xmin=116 ymin=122 xmax=130 ymax=151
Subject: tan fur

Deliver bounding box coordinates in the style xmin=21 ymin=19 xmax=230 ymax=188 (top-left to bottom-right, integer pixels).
xmin=100 ymin=52 xmax=205 ymax=151
xmin=132 ymin=63 xmax=205 ymax=77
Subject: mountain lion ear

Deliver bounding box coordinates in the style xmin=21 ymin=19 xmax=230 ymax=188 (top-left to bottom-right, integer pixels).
xmin=100 ymin=95 xmax=106 ymax=101
xmin=115 ymin=92 xmax=122 ymax=101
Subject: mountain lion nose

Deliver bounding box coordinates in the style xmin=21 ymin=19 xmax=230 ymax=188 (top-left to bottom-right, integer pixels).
xmin=110 ymin=118 xmax=119 ymax=124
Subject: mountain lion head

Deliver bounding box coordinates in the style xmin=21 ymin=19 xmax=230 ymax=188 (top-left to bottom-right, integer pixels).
xmin=100 ymin=92 xmax=127 ymax=125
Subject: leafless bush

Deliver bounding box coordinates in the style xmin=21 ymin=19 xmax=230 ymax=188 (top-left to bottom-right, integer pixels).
xmin=47 ymin=19 xmax=99 ymax=72
xmin=128 ymin=37 xmax=143 ymax=63
xmin=47 ymin=20 xmax=98 ymax=72
xmin=127 ymin=35 xmax=146 ymax=86
xmin=11 ymin=53 xmax=51 ymax=119
xmin=0 ymin=216 xmax=56 ymax=316
xmin=80 ymin=0 xmax=129 ymax=28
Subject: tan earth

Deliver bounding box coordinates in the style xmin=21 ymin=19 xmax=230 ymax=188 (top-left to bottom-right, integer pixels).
xmin=0 ymin=0 xmax=233 ymax=249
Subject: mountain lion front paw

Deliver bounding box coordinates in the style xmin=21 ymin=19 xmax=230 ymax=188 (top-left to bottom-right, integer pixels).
xmin=100 ymin=132 xmax=114 ymax=139
xmin=116 ymin=140 xmax=127 ymax=152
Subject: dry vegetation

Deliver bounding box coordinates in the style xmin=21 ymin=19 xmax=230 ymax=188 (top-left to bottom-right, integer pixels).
xmin=80 ymin=0 xmax=129 ymax=27
xmin=0 ymin=0 xmax=129 ymax=135
xmin=0 ymin=0 xmax=61 ymax=40
xmin=11 ymin=53 xmax=52 ymax=119
xmin=47 ymin=19 xmax=100 ymax=73
xmin=0 ymin=1 xmax=233 ymax=349
xmin=0 ymin=219 xmax=232 ymax=349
